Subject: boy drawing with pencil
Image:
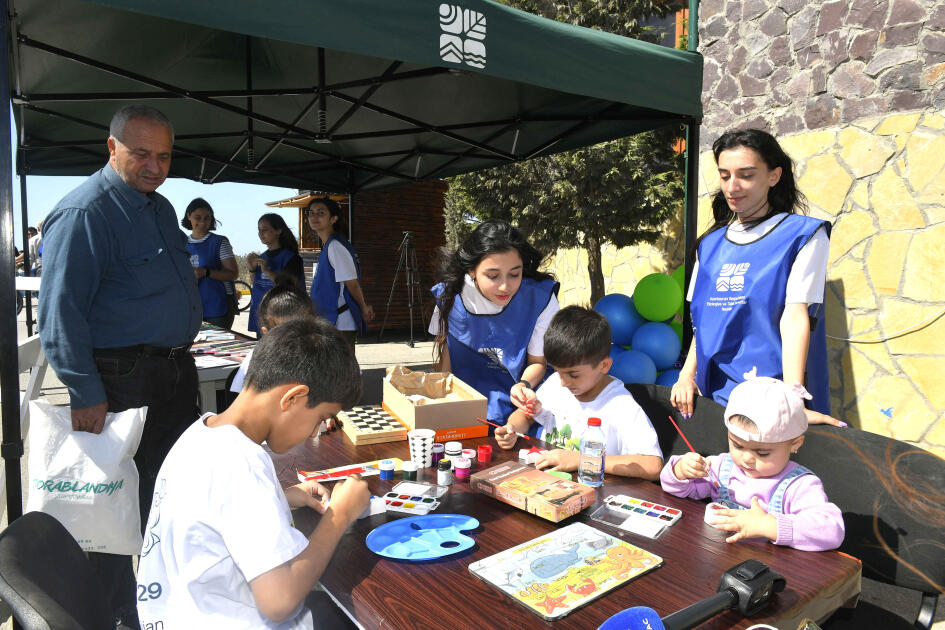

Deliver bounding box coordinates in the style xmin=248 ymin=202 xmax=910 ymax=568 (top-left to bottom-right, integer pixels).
xmin=137 ymin=318 xmax=369 ymax=628
xmin=495 ymin=306 xmax=664 ymax=480
xmin=660 ymin=376 xmax=844 ymax=551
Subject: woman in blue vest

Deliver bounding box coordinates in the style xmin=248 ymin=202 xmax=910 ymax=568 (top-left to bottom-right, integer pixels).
xmin=306 ymin=196 xmax=374 ymax=348
xmin=430 ymin=219 xmax=560 ymax=429
xmin=247 ymin=213 xmax=305 ymax=338
xmin=671 ymin=129 xmax=840 ymax=426
xmin=182 ymin=198 xmax=239 ymax=329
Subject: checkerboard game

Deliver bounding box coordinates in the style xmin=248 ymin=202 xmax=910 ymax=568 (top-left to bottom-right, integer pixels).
xmin=340 ymin=405 xmax=408 ymax=445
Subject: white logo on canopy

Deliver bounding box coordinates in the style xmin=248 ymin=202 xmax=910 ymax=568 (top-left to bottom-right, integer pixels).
xmin=439 ymin=4 xmax=487 ymax=68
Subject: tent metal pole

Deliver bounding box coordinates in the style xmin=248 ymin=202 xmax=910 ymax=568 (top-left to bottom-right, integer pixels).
xmin=682 ymin=0 xmax=699 ymax=351
xmin=20 ymin=174 xmax=34 ymax=336
xmin=1 ymin=0 xmax=26 ymax=525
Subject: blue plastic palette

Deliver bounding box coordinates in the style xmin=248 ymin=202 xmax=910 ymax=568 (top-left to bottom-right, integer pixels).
xmin=365 ymin=514 xmax=479 ymax=561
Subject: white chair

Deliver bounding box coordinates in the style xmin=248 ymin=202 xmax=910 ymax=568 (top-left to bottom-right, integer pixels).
xmin=17 ymin=333 xmax=47 ymax=437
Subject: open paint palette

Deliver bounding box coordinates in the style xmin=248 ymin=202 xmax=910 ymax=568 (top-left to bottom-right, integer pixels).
xmin=382 ymin=481 xmax=448 ymax=515
xmin=366 ymin=514 xmax=479 ymax=560
xmin=589 ymin=494 xmax=683 ymax=539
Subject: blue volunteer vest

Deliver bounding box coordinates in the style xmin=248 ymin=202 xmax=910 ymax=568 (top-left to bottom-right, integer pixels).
xmin=432 ymin=277 xmax=559 ymax=427
xmin=187 ymin=233 xmax=228 ymax=319
xmin=248 ymin=248 xmax=301 ymax=333
xmin=717 ymin=454 xmax=812 ymax=515
xmin=691 ymin=214 xmax=831 ymax=414
xmin=310 ymin=233 xmax=368 ymax=333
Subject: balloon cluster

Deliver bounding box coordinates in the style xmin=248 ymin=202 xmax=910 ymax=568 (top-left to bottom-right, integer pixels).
xmin=594 ymin=267 xmax=686 ymax=386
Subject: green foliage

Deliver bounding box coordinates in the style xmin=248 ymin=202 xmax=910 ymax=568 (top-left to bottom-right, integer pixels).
xmin=444 ymin=0 xmax=686 ymax=303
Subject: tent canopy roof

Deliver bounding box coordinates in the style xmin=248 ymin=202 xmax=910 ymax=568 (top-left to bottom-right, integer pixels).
xmin=10 ymin=0 xmax=702 ymax=192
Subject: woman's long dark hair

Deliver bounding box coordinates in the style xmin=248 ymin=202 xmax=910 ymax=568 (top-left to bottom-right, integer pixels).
xmin=259 ymin=212 xmax=299 ymax=253
xmin=695 ymin=129 xmax=808 ymax=254
xmin=434 ymin=219 xmax=554 ymax=364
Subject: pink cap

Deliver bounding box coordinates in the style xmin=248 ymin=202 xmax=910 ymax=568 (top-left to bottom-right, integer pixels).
xmin=724 ymin=377 xmax=809 ymax=443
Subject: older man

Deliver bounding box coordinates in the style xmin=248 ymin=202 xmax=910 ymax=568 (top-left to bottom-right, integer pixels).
xmin=39 ymin=104 xmax=201 ymax=628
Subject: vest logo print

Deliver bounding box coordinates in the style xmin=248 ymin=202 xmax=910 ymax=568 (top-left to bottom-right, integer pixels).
xmin=478 ymin=347 xmax=504 ymax=369
xmin=439 ymin=4 xmax=486 ymax=68
xmin=716 ymin=263 xmax=750 ymax=292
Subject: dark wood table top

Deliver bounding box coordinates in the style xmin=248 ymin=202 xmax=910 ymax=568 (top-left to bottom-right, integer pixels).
xmin=271 ymin=431 xmax=861 ymax=630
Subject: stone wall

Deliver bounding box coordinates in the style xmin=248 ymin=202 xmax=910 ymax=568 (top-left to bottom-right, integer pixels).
xmin=547 ymin=0 xmax=945 ymax=458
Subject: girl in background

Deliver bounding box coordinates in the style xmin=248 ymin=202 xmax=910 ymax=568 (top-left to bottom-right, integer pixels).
xmin=307 ymin=196 xmax=374 ymax=348
xmin=247 ymin=213 xmax=305 ymax=338
xmin=430 ymin=219 xmax=559 ymax=428
xmin=182 ymin=198 xmax=239 ymax=329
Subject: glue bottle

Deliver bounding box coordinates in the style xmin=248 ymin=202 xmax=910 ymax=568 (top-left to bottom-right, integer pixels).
xmin=437 ymin=458 xmax=454 ymax=486
xmin=578 ymin=417 xmax=606 ymax=487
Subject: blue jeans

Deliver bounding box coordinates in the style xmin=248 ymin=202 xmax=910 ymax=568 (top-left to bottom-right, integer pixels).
xmin=87 ymin=349 xmax=199 ymax=626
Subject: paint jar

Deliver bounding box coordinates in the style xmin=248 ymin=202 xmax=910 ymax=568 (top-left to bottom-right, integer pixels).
xmin=461 ymin=449 xmax=477 ymax=468
xmin=477 ymin=444 xmax=493 ymax=465
xmin=401 ymin=460 xmax=417 ymax=481
xmin=437 ymin=458 xmax=454 ymax=486
xmin=445 ymin=441 xmax=463 ymax=468
xmin=703 ymin=502 xmax=729 ymax=542
xmin=379 ymin=459 xmax=395 ymax=481
xmin=432 ymin=443 xmax=445 ymax=468
xmin=455 ymin=457 xmax=471 ymax=482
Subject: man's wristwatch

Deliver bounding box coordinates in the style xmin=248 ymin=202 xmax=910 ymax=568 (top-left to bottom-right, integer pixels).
xmin=516 ymin=379 xmax=532 ymax=390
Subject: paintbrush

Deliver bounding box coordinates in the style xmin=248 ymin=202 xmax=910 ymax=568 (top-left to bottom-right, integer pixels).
xmin=476 ymin=417 xmax=532 ymax=440
xmin=667 ymin=415 xmax=721 ymax=488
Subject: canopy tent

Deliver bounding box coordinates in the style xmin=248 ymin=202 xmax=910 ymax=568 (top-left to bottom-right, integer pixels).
xmin=0 ymin=0 xmax=703 ymax=520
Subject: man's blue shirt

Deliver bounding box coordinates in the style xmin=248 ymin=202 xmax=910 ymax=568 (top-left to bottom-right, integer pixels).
xmin=39 ymin=164 xmax=202 ymax=408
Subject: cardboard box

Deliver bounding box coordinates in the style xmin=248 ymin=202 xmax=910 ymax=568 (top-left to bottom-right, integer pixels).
xmin=382 ymin=367 xmax=488 ymax=441
xmin=470 ymin=461 xmax=597 ymax=522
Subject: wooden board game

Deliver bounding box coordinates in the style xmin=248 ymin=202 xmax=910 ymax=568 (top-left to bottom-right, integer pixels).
xmin=339 ymin=405 xmax=408 ymax=445
xmin=468 ymin=522 xmax=663 ymax=620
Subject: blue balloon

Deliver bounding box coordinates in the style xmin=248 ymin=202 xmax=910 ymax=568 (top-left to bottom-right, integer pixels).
xmin=594 ymin=294 xmax=646 ymax=346
xmin=609 ymin=344 xmax=628 ymax=361
xmin=631 ymin=322 xmax=682 ymax=371
xmin=656 ymin=369 xmax=681 ymax=387
xmin=610 ymin=350 xmax=657 ymax=385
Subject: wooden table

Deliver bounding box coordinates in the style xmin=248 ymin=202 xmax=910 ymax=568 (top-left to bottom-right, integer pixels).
xmin=272 ymin=432 xmax=861 ymax=630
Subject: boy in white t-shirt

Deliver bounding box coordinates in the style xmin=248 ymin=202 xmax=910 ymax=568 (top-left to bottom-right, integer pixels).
xmin=137 ymin=318 xmax=369 ymax=629
xmin=495 ymin=306 xmax=664 ymax=480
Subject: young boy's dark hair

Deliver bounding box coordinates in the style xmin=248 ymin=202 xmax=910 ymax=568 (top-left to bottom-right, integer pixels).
xmin=543 ymin=305 xmax=612 ymax=368
xmin=244 ymin=317 xmax=361 ymax=409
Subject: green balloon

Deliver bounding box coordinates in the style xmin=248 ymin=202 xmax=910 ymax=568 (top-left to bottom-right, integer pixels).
xmin=670 ymin=319 xmax=684 ymax=344
xmin=633 ymin=273 xmax=684 ymax=322
xmin=671 ymin=265 xmax=686 ymax=292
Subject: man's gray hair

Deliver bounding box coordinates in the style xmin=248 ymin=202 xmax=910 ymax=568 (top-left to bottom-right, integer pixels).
xmin=109 ymin=105 xmax=175 ymax=143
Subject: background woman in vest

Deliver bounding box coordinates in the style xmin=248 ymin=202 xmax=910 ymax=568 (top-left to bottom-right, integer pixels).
xmin=671 ymin=129 xmax=840 ymax=426
xmin=183 ymin=198 xmax=239 ymax=329
xmin=306 ymin=197 xmax=374 ymax=348
xmin=247 ymin=212 xmax=305 ymax=338
xmin=430 ymin=219 xmax=559 ymax=429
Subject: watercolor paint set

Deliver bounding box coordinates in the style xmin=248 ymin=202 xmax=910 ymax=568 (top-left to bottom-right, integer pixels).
xmin=382 ymin=481 xmax=448 ymax=515
xmin=589 ymin=495 xmax=683 ymax=539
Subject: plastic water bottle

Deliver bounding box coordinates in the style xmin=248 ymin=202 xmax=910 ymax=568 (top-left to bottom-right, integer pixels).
xmin=578 ymin=417 xmax=606 ymax=487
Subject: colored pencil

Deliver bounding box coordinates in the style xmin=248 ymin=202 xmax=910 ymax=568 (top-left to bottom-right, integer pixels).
xmin=476 ymin=417 xmax=531 ymax=440
xmin=667 ymin=415 xmax=721 ymax=488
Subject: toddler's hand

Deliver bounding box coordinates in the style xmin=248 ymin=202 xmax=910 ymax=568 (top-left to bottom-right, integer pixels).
xmin=711 ymin=497 xmax=778 ymax=544
xmin=535 ymin=449 xmax=579 ymax=472
xmin=672 ymin=452 xmax=710 ymax=480
xmin=329 ymin=474 xmax=370 ymax=523
xmin=494 ymin=424 xmax=519 ymax=450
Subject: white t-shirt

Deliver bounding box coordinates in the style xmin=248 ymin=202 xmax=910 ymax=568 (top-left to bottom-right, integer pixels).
xmin=428 ymin=275 xmax=560 ymax=356
xmin=687 ymin=213 xmax=829 ymax=305
xmin=321 ymin=239 xmax=358 ymax=331
xmin=531 ymin=374 xmax=663 ymax=459
xmin=137 ymin=416 xmax=312 ymax=630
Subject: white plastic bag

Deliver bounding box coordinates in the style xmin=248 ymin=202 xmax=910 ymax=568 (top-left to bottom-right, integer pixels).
xmin=26 ymin=400 xmax=147 ymax=555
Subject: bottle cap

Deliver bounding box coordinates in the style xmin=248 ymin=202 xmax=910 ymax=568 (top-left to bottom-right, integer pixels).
xmin=401 ymin=461 xmax=417 ymax=472
xmin=455 ymin=457 xmax=471 ymax=469
xmin=437 ymin=458 xmax=452 ymax=470
xmin=588 ymin=417 xmax=602 ymax=427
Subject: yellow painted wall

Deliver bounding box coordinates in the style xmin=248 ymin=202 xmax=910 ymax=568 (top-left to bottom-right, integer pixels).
xmin=545 ymin=107 xmax=945 ymax=458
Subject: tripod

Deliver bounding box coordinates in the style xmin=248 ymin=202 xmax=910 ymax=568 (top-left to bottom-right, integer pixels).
xmin=378 ymin=231 xmax=427 ymax=347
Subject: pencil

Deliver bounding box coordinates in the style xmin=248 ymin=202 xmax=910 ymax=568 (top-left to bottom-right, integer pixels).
xmin=476 ymin=417 xmax=531 ymax=440
xmin=667 ymin=415 xmax=721 ymax=488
